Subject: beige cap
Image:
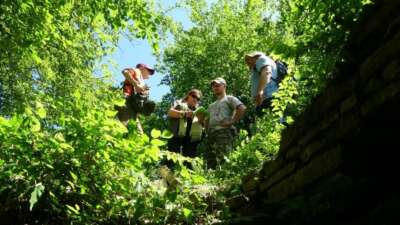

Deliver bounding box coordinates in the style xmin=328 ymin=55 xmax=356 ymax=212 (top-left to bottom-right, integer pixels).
xmin=245 ymin=51 xmax=264 ymax=59
xmin=210 ymin=77 xmax=226 ymax=86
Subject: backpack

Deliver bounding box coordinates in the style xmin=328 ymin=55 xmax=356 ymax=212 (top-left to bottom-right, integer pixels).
xmin=273 ymin=60 xmax=288 ymax=84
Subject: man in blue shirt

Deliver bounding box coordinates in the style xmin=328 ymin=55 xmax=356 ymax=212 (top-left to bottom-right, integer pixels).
xmin=245 ymin=51 xmax=278 ymax=116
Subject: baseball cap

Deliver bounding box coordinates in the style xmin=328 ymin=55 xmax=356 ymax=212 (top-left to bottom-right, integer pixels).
xmin=245 ymin=51 xmax=265 ymax=60
xmin=210 ymin=77 xmax=226 ymax=86
xmin=136 ymin=63 xmax=155 ymax=75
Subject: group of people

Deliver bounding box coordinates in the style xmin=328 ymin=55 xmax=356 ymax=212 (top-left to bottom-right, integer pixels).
xmin=116 ymin=51 xmax=280 ymax=169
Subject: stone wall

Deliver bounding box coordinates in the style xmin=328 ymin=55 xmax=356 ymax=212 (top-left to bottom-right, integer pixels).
xmin=229 ymin=1 xmax=400 ymax=224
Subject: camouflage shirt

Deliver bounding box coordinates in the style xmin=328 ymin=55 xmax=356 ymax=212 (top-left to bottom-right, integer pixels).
xmin=207 ymin=95 xmax=243 ymax=132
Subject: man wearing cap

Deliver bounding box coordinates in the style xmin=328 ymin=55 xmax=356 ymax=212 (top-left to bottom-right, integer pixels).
xmin=117 ymin=63 xmax=156 ymax=133
xmin=245 ymin=51 xmax=278 ymax=115
xmin=205 ymin=77 xmax=246 ymax=169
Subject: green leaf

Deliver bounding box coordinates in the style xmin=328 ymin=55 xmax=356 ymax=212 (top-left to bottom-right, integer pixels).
xmin=54 ymin=133 xmax=65 ymax=142
xmin=30 ymin=117 xmax=41 ymax=132
xmin=73 ymin=90 xmax=81 ymax=99
xmin=80 ymin=185 xmax=87 ymax=194
xmin=66 ymin=204 xmax=80 ymax=214
xmin=161 ymin=130 xmax=174 ymax=139
xmin=183 ymin=208 xmax=193 ymax=220
xmin=29 ymin=183 xmax=45 ymax=211
xmin=194 ymin=106 xmax=209 ymax=117
xmin=66 ymin=180 xmax=75 ymax=190
xmin=70 ymin=171 xmax=78 ymax=182
xmin=45 ymin=163 xmax=54 ymax=169
xmin=36 ymin=107 xmax=47 ymax=119
xmin=192 ymin=174 xmax=207 ymax=184
xmin=150 ymin=139 xmax=165 ymax=147
xmin=114 ymin=98 xmax=126 ymax=107
xmin=150 ymin=129 xmax=161 ymax=138
xmin=31 ymin=51 xmax=42 ymax=64
xmin=105 ymin=110 xmax=117 ymax=117
xmin=60 ymin=143 xmax=73 ymax=151
xmin=362 ymin=0 xmax=373 ymax=5
xmin=0 ymin=116 xmax=8 ymax=126
xmin=35 ymin=102 xmax=47 ymax=119
xmin=180 ymin=167 xmax=190 ymax=179
xmin=146 ymin=146 xmax=160 ymax=161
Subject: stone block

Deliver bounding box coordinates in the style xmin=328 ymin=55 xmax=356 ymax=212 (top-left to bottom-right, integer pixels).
xmin=300 ymin=141 xmax=325 ymax=163
xmin=382 ymin=60 xmax=400 ymax=81
xmin=285 ymin=146 xmax=302 ymax=160
xmin=314 ymin=80 xmax=354 ymax=115
xmin=261 ymin=158 xmax=284 ymax=178
xmin=242 ymin=176 xmax=260 ymax=193
xmin=227 ymin=195 xmax=250 ymax=211
xmin=361 ymin=80 xmax=400 ymax=115
xmin=360 ymin=31 xmax=400 ymax=80
xmin=241 ymin=170 xmax=258 ymax=184
xmin=335 ymin=111 xmax=361 ymax=141
xmin=340 ymin=95 xmax=358 ymax=114
xmin=363 ymin=78 xmax=386 ymax=96
xmin=320 ymin=112 xmax=339 ymax=131
xmin=280 ymin=127 xmax=297 ymax=153
xmin=265 ymin=147 xmax=343 ymax=203
xmin=259 ymin=161 xmax=297 ymax=193
xmin=298 ymin=127 xmax=319 ymax=147
xmin=352 ymin=3 xmax=400 ymax=58
xmin=247 ymin=190 xmax=258 ymax=199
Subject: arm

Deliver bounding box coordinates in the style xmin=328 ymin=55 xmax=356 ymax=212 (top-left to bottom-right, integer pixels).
xmin=168 ymin=107 xmax=185 ymax=119
xmin=221 ymin=104 xmax=247 ymax=127
xmin=204 ymin=117 xmax=209 ymax=131
xmin=255 ymin=65 xmax=272 ymax=105
xmin=122 ymin=68 xmax=147 ymax=93
xmin=167 ymin=104 xmax=193 ymax=119
xmin=232 ymin=104 xmax=246 ymax=123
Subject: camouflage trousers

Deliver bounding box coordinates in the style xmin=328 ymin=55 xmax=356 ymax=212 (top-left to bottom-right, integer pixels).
xmin=204 ymin=128 xmax=234 ymax=169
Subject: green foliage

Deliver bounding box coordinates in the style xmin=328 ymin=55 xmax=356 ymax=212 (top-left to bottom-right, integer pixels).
xmin=159 ymin=0 xmax=273 ymax=106
xmin=194 ymin=106 xmax=209 ymax=118
xmin=0 ymin=0 xmax=373 ymax=224
xmin=0 ymin=0 xmax=161 ymax=115
xmin=0 ymin=100 xmax=219 ymax=223
xmin=29 ymin=183 xmax=45 ymax=211
xmin=274 ymin=0 xmax=370 ymax=113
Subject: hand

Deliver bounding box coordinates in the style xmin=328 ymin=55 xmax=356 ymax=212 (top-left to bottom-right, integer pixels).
xmin=122 ymin=68 xmax=134 ymax=76
xmin=220 ymin=118 xmax=234 ymax=127
xmin=136 ymin=85 xmax=147 ymax=93
xmin=185 ymin=111 xmax=194 ymax=119
xmin=196 ymin=113 xmax=205 ymax=123
xmin=255 ymin=91 xmax=264 ymax=106
xmin=142 ymin=90 xmax=150 ymax=96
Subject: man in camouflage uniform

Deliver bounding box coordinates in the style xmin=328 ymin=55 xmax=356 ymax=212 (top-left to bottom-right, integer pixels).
xmin=205 ymin=77 xmax=246 ymax=169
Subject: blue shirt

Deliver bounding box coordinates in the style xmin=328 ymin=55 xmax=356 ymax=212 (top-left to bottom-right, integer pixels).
xmin=250 ymin=55 xmax=278 ymax=99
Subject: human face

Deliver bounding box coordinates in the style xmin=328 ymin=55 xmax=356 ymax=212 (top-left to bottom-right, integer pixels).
xmin=211 ymin=83 xmax=225 ymax=96
xmin=141 ymin=68 xmax=151 ymax=79
xmin=245 ymin=57 xmax=257 ymax=70
xmin=187 ymin=93 xmax=200 ymax=107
